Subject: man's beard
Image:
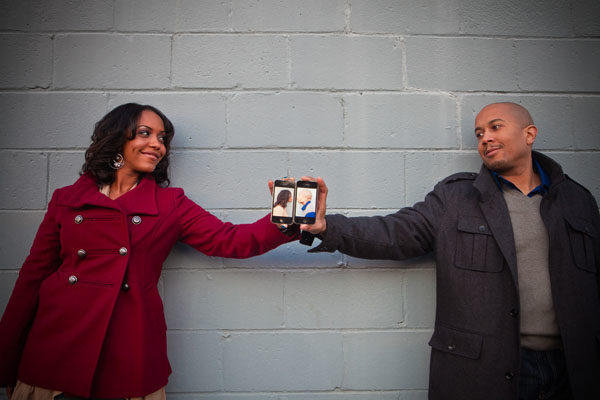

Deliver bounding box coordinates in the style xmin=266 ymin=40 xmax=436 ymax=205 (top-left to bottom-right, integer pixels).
xmin=483 ymin=158 xmax=510 ymax=173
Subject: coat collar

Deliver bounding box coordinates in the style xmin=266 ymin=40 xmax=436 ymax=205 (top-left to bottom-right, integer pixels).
xmin=530 ymin=151 xmax=565 ymax=189
xmin=58 ymin=172 xmax=159 ymax=215
xmin=473 ymin=151 xmax=565 ymax=201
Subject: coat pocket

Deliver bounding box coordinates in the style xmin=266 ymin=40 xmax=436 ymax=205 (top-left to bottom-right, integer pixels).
xmin=429 ymin=324 xmax=483 ymax=360
xmin=455 ymin=216 xmax=503 ymax=272
xmin=565 ymin=215 xmax=597 ymax=273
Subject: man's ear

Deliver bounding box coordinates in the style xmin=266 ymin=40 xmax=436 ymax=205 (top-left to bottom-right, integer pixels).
xmin=525 ymin=125 xmax=538 ymax=145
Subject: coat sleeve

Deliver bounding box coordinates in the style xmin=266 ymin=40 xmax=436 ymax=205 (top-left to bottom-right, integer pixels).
xmin=174 ymin=189 xmax=295 ymax=259
xmin=310 ymin=180 xmax=447 ymax=260
xmin=0 ymin=190 xmax=62 ymax=387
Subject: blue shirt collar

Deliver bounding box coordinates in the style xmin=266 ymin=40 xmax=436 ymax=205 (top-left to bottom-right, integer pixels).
xmin=491 ymin=156 xmax=551 ymax=197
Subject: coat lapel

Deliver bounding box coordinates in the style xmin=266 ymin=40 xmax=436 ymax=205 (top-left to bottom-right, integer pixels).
xmin=58 ymin=173 xmax=120 ymax=210
xmin=115 ymin=175 xmax=159 ymax=216
xmin=473 ymin=165 xmax=519 ymax=286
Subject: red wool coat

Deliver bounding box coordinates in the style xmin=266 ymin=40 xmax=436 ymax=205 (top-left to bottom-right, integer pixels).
xmin=0 ymin=172 xmax=293 ymax=397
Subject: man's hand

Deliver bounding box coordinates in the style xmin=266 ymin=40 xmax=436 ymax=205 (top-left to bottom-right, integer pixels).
xmin=299 ymin=176 xmax=327 ymax=234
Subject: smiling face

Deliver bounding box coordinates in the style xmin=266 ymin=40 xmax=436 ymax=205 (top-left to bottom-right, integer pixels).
xmin=121 ymin=110 xmax=167 ymax=176
xmin=474 ymin=103 xmax=537 ymax=175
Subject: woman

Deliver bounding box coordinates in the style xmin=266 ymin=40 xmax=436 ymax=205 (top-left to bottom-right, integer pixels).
xmin=272 ymin=189 xmax=292 ymax=217
xmin=0 ymin=103 xmax=297 ymax=399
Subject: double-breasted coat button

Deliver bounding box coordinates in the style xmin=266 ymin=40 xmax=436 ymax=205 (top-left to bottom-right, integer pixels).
xmin=132 ymin=215 xmax=142 ymax=225
xmin=505 ymin=372 xmax=514 ymax=380
xmin=68 ymin=275 xmax=78 ymax=285
xmin=478 ymin=225 xmax=486 ymax=232
xmin=74 ymin=215 xmax=83 ymax=224
xmin=77 ymin=249 xmax=87 ymax=258
xmin=447 ymin=344 xmax=456 ymax=351
xmin=119 ymin=247 xmax=128 ymax=256
xmin=121 ymin=282 xmax=130 ymax=291
xmin=510 ymin=309 xmax=519 ymax=317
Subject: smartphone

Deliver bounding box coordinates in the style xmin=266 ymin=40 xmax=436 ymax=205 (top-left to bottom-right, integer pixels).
xmin=294 ymin=180 xmax=318 ymax=224
xmin=271 ymin=180 xmax=295 ymax=225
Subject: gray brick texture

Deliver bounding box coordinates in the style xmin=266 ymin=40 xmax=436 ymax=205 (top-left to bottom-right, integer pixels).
xmin=1 ymin=0 xmax=598 ymax=397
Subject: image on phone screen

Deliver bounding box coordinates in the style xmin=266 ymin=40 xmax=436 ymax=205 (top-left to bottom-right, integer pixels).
xmin=294 ymin=181 xmax=318 ymax=224
xmin=271 ymin=180 xmax=295 ymax=224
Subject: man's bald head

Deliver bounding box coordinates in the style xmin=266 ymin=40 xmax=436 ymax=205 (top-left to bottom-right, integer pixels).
xmin=478 ymin=102 xmax=534 ymax=128
xmin=298 ymin=189 xmax=312 ymax=204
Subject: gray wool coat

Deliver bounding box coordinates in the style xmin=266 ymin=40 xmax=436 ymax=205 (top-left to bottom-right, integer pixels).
xmin=311 ymin=151 xmax=600 ymax=400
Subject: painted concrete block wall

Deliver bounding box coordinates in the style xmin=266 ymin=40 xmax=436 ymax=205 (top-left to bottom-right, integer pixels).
xmin=0 ymin=1 xmax=599 ymax=398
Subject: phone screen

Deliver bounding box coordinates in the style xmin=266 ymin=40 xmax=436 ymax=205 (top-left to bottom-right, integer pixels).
xmin=271 ymin=180 xmax=295 ymax=225
xmin=294 ymin=181 xmax=318 ymax=224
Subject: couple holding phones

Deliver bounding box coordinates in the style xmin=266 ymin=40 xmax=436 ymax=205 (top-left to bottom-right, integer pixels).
xmin=3 ymin=101 xmax=599 ymax=400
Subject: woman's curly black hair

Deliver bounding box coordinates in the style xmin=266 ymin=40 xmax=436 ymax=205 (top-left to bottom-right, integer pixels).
xmin=81 ymin=103 xmax=175 ymax=187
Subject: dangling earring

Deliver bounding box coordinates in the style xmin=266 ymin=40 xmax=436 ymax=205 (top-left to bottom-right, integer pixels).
xmin=110 ymin=153 xmax=124 ymax=169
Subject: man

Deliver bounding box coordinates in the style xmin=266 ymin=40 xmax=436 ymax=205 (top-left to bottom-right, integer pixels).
xmin=296 ymin=189 xmax=315 ymax=218
xmin=301 ymin=103 xmax=600 ymax=399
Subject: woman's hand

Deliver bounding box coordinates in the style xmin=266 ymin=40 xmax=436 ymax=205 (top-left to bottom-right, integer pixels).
xmin=6 ymin=385 xmax=14 ymax=400
xmin=298 ymin=176 xmax=328 ymax=235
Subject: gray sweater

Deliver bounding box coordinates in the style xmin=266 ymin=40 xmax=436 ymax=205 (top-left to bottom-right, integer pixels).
xmin=502 ymin=186 xmax=560 ymax=350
